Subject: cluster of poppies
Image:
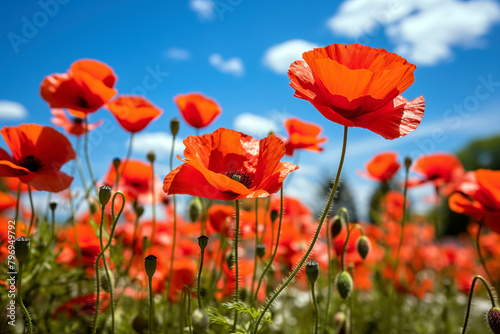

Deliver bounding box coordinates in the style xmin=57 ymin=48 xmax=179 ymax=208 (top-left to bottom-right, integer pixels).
xmin=1 ymin=43 xmax=499 ymax=333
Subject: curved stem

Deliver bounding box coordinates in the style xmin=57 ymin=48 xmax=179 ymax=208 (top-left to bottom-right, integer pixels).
xmin=17 ymin=263 xmax=33 ymax=334
xmin=392 ymin=160 xmax=410 ymax=286
xmin=253 ymin=187 xmax=284 ymax=304
xmin=251 ymin=198 xmax=259 ymax=302
xmin=324 ymin=216 xmax=332 ymax=330
xmin=476 ymin=223 xmax=496 ymax=287
xmin=14 ymin=181 xmax=21 ymax=225
xmin=311 ymin=282 xmax=319 ymax=334
xmin=99 ymin=204 xmax=115 ymax=332
xmin=461 ymin=275 xmax=496 ymax=334
xmin=232 ymin=199 xmax=241 ymax=331
xmin=27 ymin=185 xmax=35 ymax=237
xmin=254 ymin=126 xmax=349 ymax=333
xmin=339 ymin=208 xmax=351 ymax=272
xmin=197 ymin=247 xmax=206 ymax=309
xmin=84 ymin=116 xmax=97 ymax=191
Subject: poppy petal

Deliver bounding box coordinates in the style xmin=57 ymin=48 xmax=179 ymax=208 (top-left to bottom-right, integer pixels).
xmin=19 ymin=169 xmax=73 ymax=192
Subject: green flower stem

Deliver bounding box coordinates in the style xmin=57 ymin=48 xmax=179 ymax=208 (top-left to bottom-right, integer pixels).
xmin=84 ymin=116 xmax=97 ymax=191
xmin=232 ymin=199 xmax=241 ymax=331
xmin=120 ymin=132 xmax=134 ymax=178
xmin=150 ymin=160 xmax=157 ymax=249
xmin=253 ymin=187 xmax=283 ymax=305
xmin=14 ymin=181 xmax=21 ymax=226
xmin=99 ymin=204 xmax=115 ymax=332
xmin=197 ymin=245 xmax=206 ymax=309
xmin=476 ymin=223 xmax=496 ymax=287
xmin=124 ymin=213 xmax=141 ymax=276
xmin=27 ymin=185 xmax=35 ymax=237
xmin=339 ymin=208 xmax=351 ymax=272
xmin=68 ymin=187 xmax=83 ymax=266
xmin=392 ymin=159 xmax=410 ymax=287
xmin=251 ymin=198 xmax=259 ymax=302
xmin=92 ymin=192 xmax=125 ymax=334
xmin=310 ymin=281 xmax=319 ymax=334
xmin=182 ymin=285 xmax=193 ymax=334
xmin=149 ymin=276 xmax=154 ymax=334
xmin=17 ymin=262 xmax=33 ymax=334
xmin=461 ymin=275 xmax=496 ymax=334
xmin=324 ymin=216 xmax=333 ymax=329
xmin=254 ymin=126 xmax=348 ymax=333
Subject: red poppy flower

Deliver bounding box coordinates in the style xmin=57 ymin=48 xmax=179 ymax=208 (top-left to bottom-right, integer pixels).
xmin=174 ymin=93 xmax=222 ymax=129
xmin=0 ymin=124 xmax=75 ymax=192
xmin=288 ymin=44 xmax=425 ymax=139
xmin=163 ymin=128 xmax=298 ymax=200
xmin=449 ymin=169 xmax=500 ymax=233
xmin=0 ymin=192 xmax=16 ymax=212
xmin=410 ymin=153 xmax=464 ymax=194
xmin=51 ymin=109 xmax=103 ymax=137
xmin=53 ymin=293 xmax=110 ymax=319
xmin=358 ymin=152 xmax=400 ymax=182
xmin=40 ymin=59 xmax=117 ymax=116
xmin=283 ymin=117 xmax=327 ymax=156
xmin=106 ymin=95 xmax=162 ymax=133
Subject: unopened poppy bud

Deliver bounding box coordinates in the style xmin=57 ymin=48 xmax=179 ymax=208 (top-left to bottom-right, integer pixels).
xmin=15 ymin=236 xmax=30 ymax=263
xmin=145 ymin=254 xmax=157 ymax=278
xmin=142 ymin=236 xmax=149 ymax=253
xmin=192 ymin=308 xmax=209 ymax=333
xmin=334 ymin=312 xmax=348 ymax=334
xmin=256 ymin=243 xmax=266 ymax=258
xmin=270 ymin=210 xmax=279 ymax=223
xmin=336 ymin=271 xmax=353 ymax=299
xmin=101 ymin=273 xmax=113 ymax=293
xmin=49 ymin=202 xmax=57 ymax=211
xmin=489 ymin=307 xmax=500 ymax=334
xmin=356 ymin=236 xmax=370 ymax=260
xmin=99 ymin=185 xmax=112 ymax=207
xmin=113 ymin=158 xmax=121 ymax=170
xmin=89 ymin=202 xmax=97 ymax=215
xmin=147 ymin=151 xmax=155 ymax=163
xmin=226 ymin=251 xmax=234 ymax=270
xmin=404 ymin=156 xmax=412 ymax=169
xmin=170 ymin=118 xmax=180 ymax=137
xmin=306 ymin=260 xmax=319 ymax=285
xmin=331 ymin=215 xmax=343 ymax=238
xmin=198 ymin=235 xmax=209 ymax=251
xmin=188 ymin=197 xmax=203 ymax=222
xmin=135 ymin=205 xmax=145 ymax=218
xmin=131 ymin=313 xmax=148 ymax=333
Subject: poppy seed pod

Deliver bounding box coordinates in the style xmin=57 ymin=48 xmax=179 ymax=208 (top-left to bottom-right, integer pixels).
xmin=270 ymin=210 xmax=279 ymax=224
xmin=192 ymin=308 xmax=209 ymax=333
xmin=144 ymin=254 xmax=157 ymax=278
xmin=113 ymin=158 xmax=121 ymax=170
xmin=336 ymin=271 xmax=353 ymax=299
xmin=49 ymin=202 xmax=57 ymax=211
xmin=256 ymin=243 xmax=266 ymax=259
xmin=488 ymin=307 xmax=500 ymax=334
xmin=197 ymin=235 xmax=209 ymax=251
xmin=131 ymin=313 xmax=148 ymax=333
xmin=356 ymin=236 xmax=371 ymax=260
xmin=99 ymin=185 xmax=112 ymax=207
xmin=147 ymin=151 xmax=156 ymax=163
xmin=404 ymin=156 xmax=412 ymax=169
xmin=15 ymin=236 xmax=30 ymax=263
xmin=170 ymin=118 xmax=180 ymax=137
xmin=306 ymin=260 xmax=319 ymax=285
xmin=331 ymin=215 xmax=344 ymax=238
xmin=188 ymin=197 xmax=203 ymax=223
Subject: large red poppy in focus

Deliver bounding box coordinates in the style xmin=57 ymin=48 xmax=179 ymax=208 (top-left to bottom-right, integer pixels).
xmin=283 ymin=117 xmax=327 ymax=156
xmin=174 ymin=93 xmax=222 ymax=129
xmin=288 ymin=44 xmax=425 ymax=139
xmin=0 ymin=124 xmax=75 ymax=192
xmin=106 ymin=95 xmax=162 ymax=133
xmin=163 ymin=128 xmax=298 ymax=200
xmin=449 ymin=169 xmax=500 ymax=234
xmin=40 ymin=59 xmax=117 ymax=116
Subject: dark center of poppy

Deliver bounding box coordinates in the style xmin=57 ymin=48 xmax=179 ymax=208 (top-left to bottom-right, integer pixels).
xmin=77 ymin=96 xmax=89 ymax=109
xmin=73 ymin=117 xmax=84 ymax=125
xmin=18 ymin=155 xmax=43 ymax=172
xmin=225 ymin=170 xmax=252 ymax=188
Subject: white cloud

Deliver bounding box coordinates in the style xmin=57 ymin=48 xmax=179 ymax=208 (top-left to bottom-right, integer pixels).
xmin=209 ymin=53 xmax=245 ymax=77
xmin=0 ymin=100 xmax=28 ymax=120
xmin=165 ymin=47 xmax=191 ymax=60
xmin=233 ymin=113 xmax=278 ymax=137
xmin=190 ymin=0 xmax=215 ymax=20
xmin=132 ymin=132 xmax=185 ymax=158
xmin=327 ymin=0 xmax=500 ymax=65
xmin=263 ymin=39 xmax=319 ymax=74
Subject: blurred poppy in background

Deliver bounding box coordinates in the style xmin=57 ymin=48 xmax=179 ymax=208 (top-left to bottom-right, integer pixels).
xmin=51 ymin=109 xmax=104 ymax=137
xmin=283 ymin=117 xmax=327 ymax=156
xmin=174 ymin=93 xmax=221 ymax=129
xmin=106 ymin=95 xmax=162 ymax=133
xmin=359 ymin=152 xmax=400 ymax=182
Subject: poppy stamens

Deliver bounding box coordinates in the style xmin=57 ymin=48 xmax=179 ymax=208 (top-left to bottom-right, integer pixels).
xmin=18 ymin=155 xmax=43 ymax=172
xmin=225 ymin=170 xmax=252 ymax=188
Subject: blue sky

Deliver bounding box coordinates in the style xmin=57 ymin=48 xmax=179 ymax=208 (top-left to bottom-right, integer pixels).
xmin=1 ymin=0 xmax=500 ymax=217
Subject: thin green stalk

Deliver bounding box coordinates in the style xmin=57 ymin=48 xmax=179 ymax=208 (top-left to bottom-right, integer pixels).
xmin=17 ymin=263 xmax=33 ymax=334
xmin=476 ymin=223 xmax=496 ymax=287
xmin=27 ymin=185 xmax=35 ymax=236
xmin=183 ymin=285 xmax=193 ymax=334
xmin=324 ymin=216 xmax=333 ymax=329
xmin=150 ymin=160 xmax=157 ymax=248
xmin=14 ymin=181 xmax=21 ymax=225
xmin=197 ymin=246 xmax=206 ymax=309
xmin=124 ymin=214 xmax=140 ymax=276
xmin=232 ymin=199 xmax=241 ymax=331
xmin=253 ymin=187 xmax=284 ymax=304
xmin=340 ymin=209 xmax=352 ymax=272
xmin=253 ymin=126 xmax=348 ymax=333
xmin=149 ymin=277 xmax=154 ymax=333
xmin=84 ymin=116 xmax=97 ymax=190
xmin=120 ymin=132 xmax=134 ymax=177
xmin=50 ymin=205 xmax=56 ymax=247
xmin=99 ymin=204 xmax=115 ymax=332
xmin=311 ymin=282 xmax=319 ymax=334
xmin=461 ymin=275 xmax=496 ymax=334
xmin=68 ymin=187 xmax=83 ymax=266
xmin=251 ymin=198 xmax=259 ymax=301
